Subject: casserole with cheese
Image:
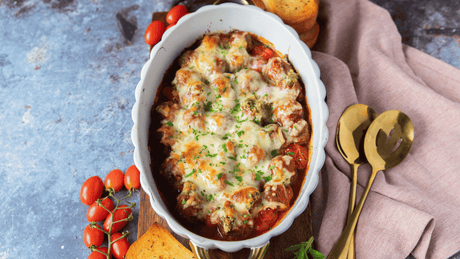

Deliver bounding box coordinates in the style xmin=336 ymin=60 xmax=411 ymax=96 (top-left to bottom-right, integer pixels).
xmin=150 ymin=30 xmax=311 ymax=241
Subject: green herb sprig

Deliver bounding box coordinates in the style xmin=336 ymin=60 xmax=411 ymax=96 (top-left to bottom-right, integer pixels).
xmin=286 ymin=237 xmax=325 ymax=259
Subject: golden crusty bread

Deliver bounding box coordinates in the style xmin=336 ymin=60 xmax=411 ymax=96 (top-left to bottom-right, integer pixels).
xmin=253 ymin=0 xmax=319 ymax=25
xmin=252 ymin=0 xmax=320 ymax=48
xmin=125 ymin=223 xmax=196 ymax=259
xmin=299 ymin=22 xmax=320 ymax=49
xmin=286 ymin=11 xmax=318 ymax=34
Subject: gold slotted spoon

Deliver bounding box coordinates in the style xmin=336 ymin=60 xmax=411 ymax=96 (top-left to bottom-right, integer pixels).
xmin=328 ymin=110 xmax=414 ymax=259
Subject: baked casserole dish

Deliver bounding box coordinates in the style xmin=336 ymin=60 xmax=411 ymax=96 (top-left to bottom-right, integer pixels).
xmin=132 ymin=3 xmax=328 ymax=253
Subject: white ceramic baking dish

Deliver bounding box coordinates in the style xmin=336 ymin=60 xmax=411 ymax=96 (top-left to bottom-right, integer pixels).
xmin=131 ymin=3 xmax=328 ymax=257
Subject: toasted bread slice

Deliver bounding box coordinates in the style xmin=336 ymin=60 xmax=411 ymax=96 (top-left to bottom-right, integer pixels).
xmin=125 ymin=223 xmax=196 ymax=259
xmin=268 ymin=0 xmax=319 ymax=25
xmin=299 ymin=22 xmax=320 ymax=48
xmin=286 ymin=12 xmax=318 ymax=34
xmin=252 ymin=0 xmax=268 ymax=10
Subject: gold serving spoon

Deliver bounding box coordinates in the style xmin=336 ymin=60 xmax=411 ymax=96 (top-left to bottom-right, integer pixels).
xmin=328 ymin=110 xmax=414 ymax=259
xmin=336 ymin=104 xmax=377 ymax=259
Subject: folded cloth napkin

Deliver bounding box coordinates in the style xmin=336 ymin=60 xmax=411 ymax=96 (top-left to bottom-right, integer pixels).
xmin=308 ymin=0 xmax=460 ymax=258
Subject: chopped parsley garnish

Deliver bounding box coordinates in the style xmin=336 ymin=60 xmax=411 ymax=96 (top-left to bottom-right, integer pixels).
xmin=222 ymin=143 xmax=228 ymax=152
xmin=206 ymin=153 xmax=218 ymax=158
xmin=224 ymin=180 xmax=234 ymax=187
xmin=235 ymin=175 xmax=243 ymax=182
xmin=237 ymin=130 xmax=245 ymax=138
xmin=185 ymin=169 xmax=196 ymax=178
xmin=230 ymin=103 xmax=241 ymax=114
xmin=166 ymin=121 xmax=173 ymax=127
xmin=270 ymin=150 xmax=278 ymax=157
xmin=217 ymin=172 xmax=223 ymax=179
xmin=228 ymin=156 xmax=237 ymax=161
xmin=269 ymin=165 xmax=275 ymax=170
xmin=263 ymin=175 xmax=272 ymax=182
xmin=287 ymin=151 xmax=295 ymax=156
xmin=182 ymin=199 xmax=186 ymax=205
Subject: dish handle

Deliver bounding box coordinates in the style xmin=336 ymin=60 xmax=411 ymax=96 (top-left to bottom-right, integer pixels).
xmin=189 ymin=241 xmax=270 ymax=259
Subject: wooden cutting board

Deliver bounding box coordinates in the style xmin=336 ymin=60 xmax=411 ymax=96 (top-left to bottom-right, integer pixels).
xmin=138 ymin=11 xmax=314 ymax=258
xmin=138 ymin=189 xmax=313 ymax=258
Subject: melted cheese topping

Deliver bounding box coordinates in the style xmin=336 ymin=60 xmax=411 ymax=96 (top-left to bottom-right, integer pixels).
xmin=157 ymin=31 xmax=310 ymax=237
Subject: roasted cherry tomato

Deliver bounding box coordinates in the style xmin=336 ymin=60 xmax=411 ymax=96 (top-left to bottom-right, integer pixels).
xmin=87 ymin=197 xmax=115 ymax=222
xmin=83 ymin=224 xmax=104 ymax=248
xmin=124 ymin=165 xmax=141 ymax=190
xmin=254 ymin=208 xmax=278 ymax=232
xmin=251 ymin=45 xmax=275 ymax=61
xmin=104 ymin=169 xmax=124 ymax=192
xmin=144 ymin=20 xmax=165 ymax=46
xmin=166 ymin=5 xmax=187 ymax=25
xmin=110 ymin=233 xmax=130 ymax=259
xmin=103 ymin=205 xmax=132 ymax=233
xmin=285 ymin=143 xmax=309 ymax=169
xmin=80 ymin=176 xmax=104 ymax=206
xmin=88 ymin=247 xmax=110 ymax=259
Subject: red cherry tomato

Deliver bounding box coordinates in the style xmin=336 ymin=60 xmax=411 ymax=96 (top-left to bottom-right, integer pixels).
xmin=285 ymin=143 xmax=309 ymax=169
xmin=251 ymin=45 xmax=276 ymax=61
xmin=166 ymin=5 xmax=187 ymax=24
xmin=104 ymin=169 xmax=124 ymax=192
xmin=144 ymin=20 xmax=165 ymax=46
xmin=166 ymin=23 xmax=175 ymax=30
xmin=254 ymin=208 xmax=278 ymax=232
xmin=83 ymin=224 xmax=104 ymax=248
xmin=87 ymin=197 xmax=115 ymax=222
xmin=110 ymin=233 xmax=130 ymax=259
xmin=88 ymin=247 xmax=110 ymax=259
xmin=80 ymin=176 xmax=104 ymax=205
xmin=124 ymin=165 xmax=141 ymax=190
xmin=103 ymin=205 xmax=132 ymax=233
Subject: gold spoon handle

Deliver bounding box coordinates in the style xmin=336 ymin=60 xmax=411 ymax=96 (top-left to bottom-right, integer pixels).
xmin=327 ymin=167 xmax=379 ymax=259
xmin=346 ymin=163 xmax=359 ymax=259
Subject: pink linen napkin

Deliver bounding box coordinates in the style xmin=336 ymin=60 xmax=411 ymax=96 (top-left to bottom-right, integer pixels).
xmin=308 ymin=0 xmax=460 ymax=258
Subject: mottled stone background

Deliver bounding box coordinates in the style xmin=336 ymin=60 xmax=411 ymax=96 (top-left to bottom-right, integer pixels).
xmin=0 ymin=0 xmax=458 ymax=258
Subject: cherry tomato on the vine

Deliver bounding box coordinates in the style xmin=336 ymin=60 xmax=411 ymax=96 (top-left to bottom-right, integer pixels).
xmin=103 ymin=205 xmax=132 ymax=233
xmin=80 ymin=176 xmax=104 ymax=206
xmin=144 ymin=20 xmax=165 ymax=46
xmin=104 ymin=169 xmax=124 ymax=192
xmin=254 ymin=208 xmax=278 ymax=232
xmin=110 ymin=233 xmax=130 ymax=259
xmin=88 ymin=247 xmax=110 ymax=259
xmin=166 ymin=5 xmax=187 ymax=25
xmin=166 ymin=23 xmax=175 ymax=30
xmin=83 ymin=224 xmax=104 ymax=248
xmin=285 ymin=143 xmax=309 ymax=169
xmin=87 ymin=197 xmax=115 ymax=222
xmin=124 ymin=165 xmax=141 ymax=190
xmin=251 ymin=45 xmax=276 ymax=61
